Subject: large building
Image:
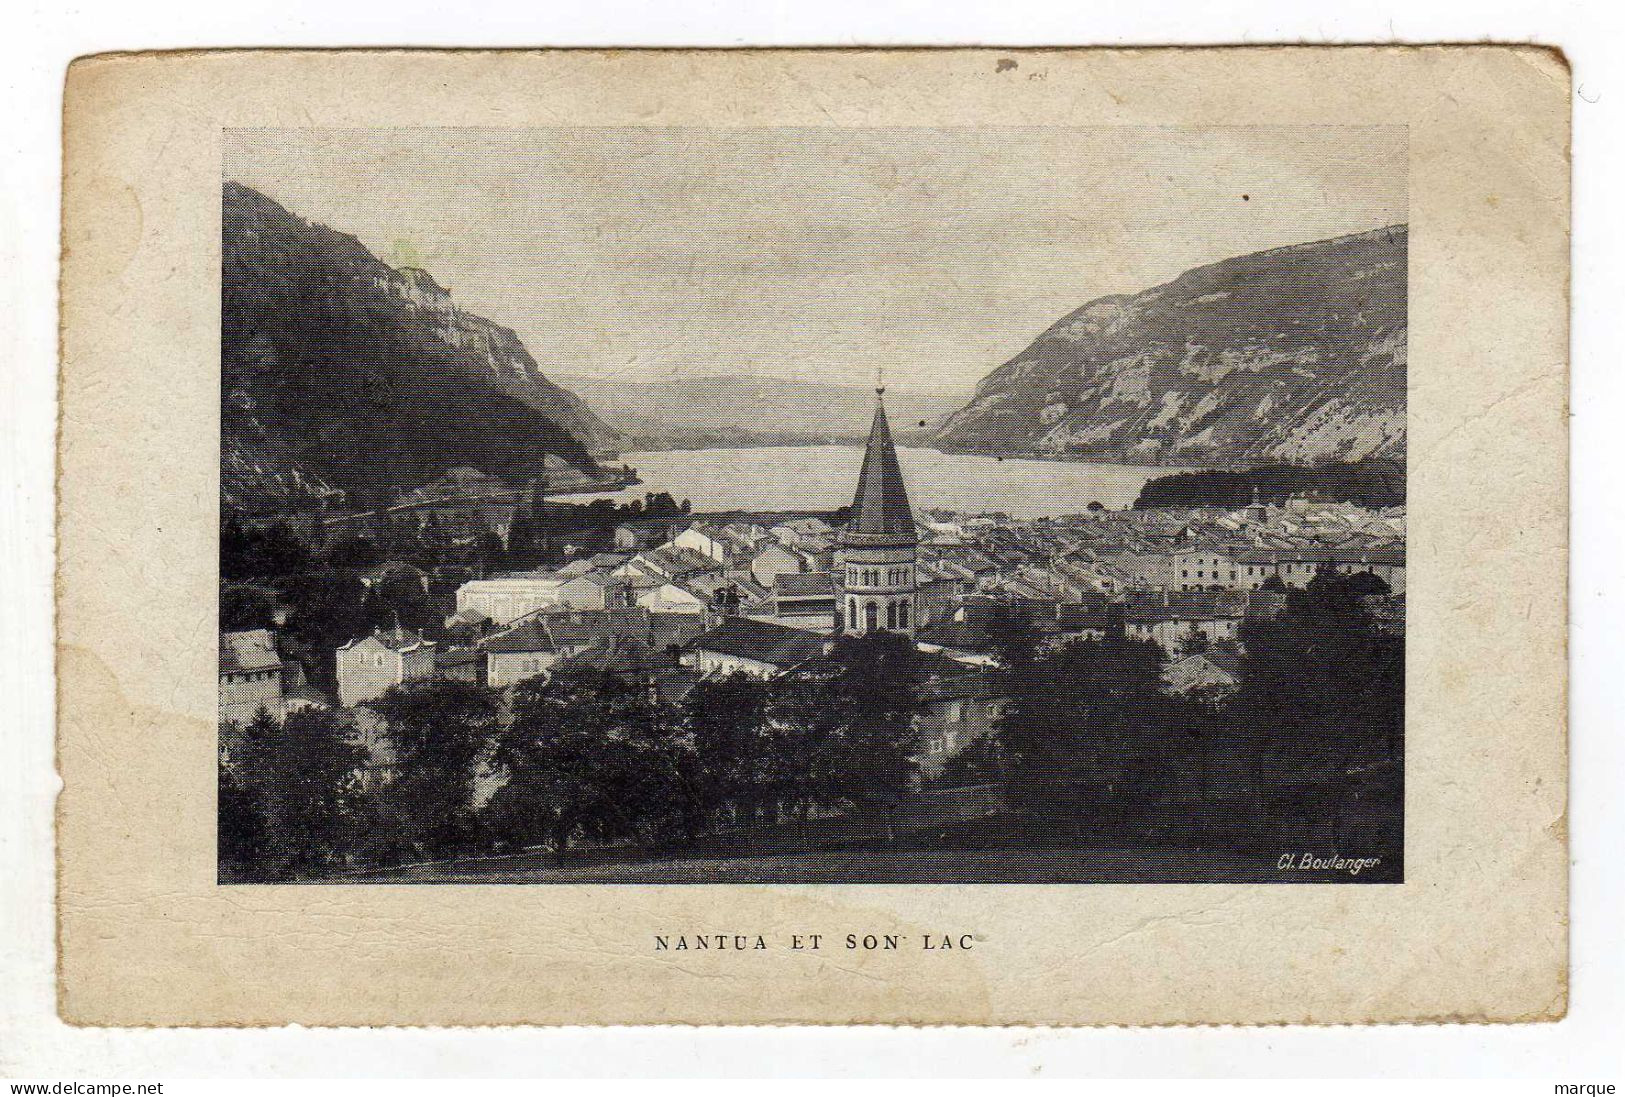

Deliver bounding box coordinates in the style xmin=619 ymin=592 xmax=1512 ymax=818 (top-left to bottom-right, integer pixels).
xmin=455 ymin=570 xmax=631 ymax=625
xmin=838 ymin=389 xmax=919 ymax=636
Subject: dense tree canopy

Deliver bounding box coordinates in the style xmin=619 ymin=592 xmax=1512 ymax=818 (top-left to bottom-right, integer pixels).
xmin=1133 ymin=458 xmax=1405 ymax=510
xmin=995 ymin=633 xmax=1205 ymax=832
xmin=489 ymin=667 xmax=683 ymax=861
xmin=225 ymin=708 xmax=369 ymax=881
xmin=368 ymin=678 xmax=503 ymax=858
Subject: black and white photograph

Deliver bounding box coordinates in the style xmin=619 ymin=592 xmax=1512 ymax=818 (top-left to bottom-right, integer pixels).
xmin=17 ymin=12 xmax=1604 ymax=1071
xmin=215 ymin=126 xmax=1408 ymax=885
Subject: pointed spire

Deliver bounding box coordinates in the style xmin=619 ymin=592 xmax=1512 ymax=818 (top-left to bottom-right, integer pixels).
xmin=843 ymin=390 xmax=917 ymax=546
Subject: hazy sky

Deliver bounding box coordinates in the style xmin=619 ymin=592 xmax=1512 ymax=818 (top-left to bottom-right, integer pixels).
xmin=225 ymin=127 xmax=1406 ymax=399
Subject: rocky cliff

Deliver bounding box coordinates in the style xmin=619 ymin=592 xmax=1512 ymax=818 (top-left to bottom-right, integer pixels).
xmin=222 ymin=182 xmax=622 ymax=510
xmin=932 ymin=225 xmax=1407 ymax=468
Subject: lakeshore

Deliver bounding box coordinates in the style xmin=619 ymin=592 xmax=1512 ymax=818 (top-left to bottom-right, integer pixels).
xmin=566 ymin=445 xmax=1175 ymax=518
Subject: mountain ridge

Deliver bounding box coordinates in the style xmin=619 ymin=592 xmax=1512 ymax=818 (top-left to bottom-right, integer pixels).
xmin=932 ymin=225 xmax=1408 ymax=468
xmin=221 ymin=182 xmax=623 ymax=510
xmin=554 ymin=372 xmax=966 ymax=450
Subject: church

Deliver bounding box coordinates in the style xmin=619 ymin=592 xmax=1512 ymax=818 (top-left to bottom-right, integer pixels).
xmin=837 ymin=387 xmax=919 ymax=636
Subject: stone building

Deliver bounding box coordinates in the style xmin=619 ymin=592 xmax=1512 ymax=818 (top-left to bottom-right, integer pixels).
xmin=335 ymin=628 xmax=438 ymax=707
xmin=455 ymin=570 xmax=630 ymax=625
xmin=913 ymin=670 xmax=1005 ymax=781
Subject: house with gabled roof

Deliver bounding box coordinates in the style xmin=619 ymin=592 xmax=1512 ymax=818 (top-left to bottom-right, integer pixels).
xmin=335 ymin=628 xmax=438 ymax=707
xmin=480 ymin=606 xmax=659 ymax=687
xmin=748 ymin=540 xmax=814 ymax=589
xmin=618 ymin=543 xmax=722 ymax=584
xmin=219 ymin=628 xmax=286 ymax=724
xmin=482 ymin=618 xmax=563 ymax=687
xmin=1123 ymin=590 xmax=1286 ymax=655
xmin=688 ymin=618 xmax=831 ymax=679
xmin=1163 ymin=648 xmax=1244 ymax=697
xmin=455 ymin=569 xmax=631 ymax=625
xmin=743 ymin=572 xmax=838 ymax=633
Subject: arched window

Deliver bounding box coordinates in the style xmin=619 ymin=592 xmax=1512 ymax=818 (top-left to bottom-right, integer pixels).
xmin=848 ymin=597 xmax=857 ymax=625
xmin=898 ymin=600 xmax=910 ymax=628
xmin=887 ymin=602 xmax=899 ymax=630
xmin=864 ymin=602 xmax=878 ymax=632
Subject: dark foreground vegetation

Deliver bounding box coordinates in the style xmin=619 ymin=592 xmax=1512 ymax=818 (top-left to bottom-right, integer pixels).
xmin=220 ymin=575 xmax=1403 ymax=884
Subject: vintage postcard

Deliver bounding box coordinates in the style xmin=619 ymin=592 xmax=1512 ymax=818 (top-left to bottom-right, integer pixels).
xmin=58 ymin=48 xmax=1568 ymax=1025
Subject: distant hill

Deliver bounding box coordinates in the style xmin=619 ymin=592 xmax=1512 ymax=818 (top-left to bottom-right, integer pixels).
xmin=1134 ymin=458 xmax=1406 ymax=510
xmin=932 ymin=226 xmax=1407 ymax=468
xmin=221 ymin=182 xmax=623 ymax=510
xmin=554 ymin=373 xmax=966 ymax=450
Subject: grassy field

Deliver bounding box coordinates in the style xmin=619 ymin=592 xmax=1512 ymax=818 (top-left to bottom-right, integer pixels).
xmin=349 ymin=802 xmax=1400 ymax=885
xmin=354 ymin=843 xmax=1318 ymax=884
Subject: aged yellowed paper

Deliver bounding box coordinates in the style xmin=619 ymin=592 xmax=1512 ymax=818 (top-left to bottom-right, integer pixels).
xmin=58 ymin=47 xmax=1568 ymax=1025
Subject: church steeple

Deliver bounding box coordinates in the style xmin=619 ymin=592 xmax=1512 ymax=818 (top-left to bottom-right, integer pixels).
xmin=843 ymin=388 xmax=917 ymax=547
xmin=839 ymin=386 xmax=918 ymax=636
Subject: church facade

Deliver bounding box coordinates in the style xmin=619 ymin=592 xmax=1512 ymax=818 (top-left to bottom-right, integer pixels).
xmin=837 ymin=389 xmax=918 ymax=636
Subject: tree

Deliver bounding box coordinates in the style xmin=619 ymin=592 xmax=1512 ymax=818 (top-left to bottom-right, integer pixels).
xmin=504 ymin=483 xmax=553 ymax=569
xmin=749 ymin=634 xmax=925 ymax=840
xmin=469 ymin=530 xmax=507 ymax=575
xmin=218 ymin=752 xmax=269 ymax=880
xmin=221 ymin=518 xmax=314 ymax=582
xmin=636 ymin=491 xmax=685 ymax=519
xmin=369 ymin=678 xmax=502 ymax=859
xmin=220 ymin=584 xmax=278 ymax=631
xmin=371 ymin=569 xmax=437 ymax=632
xmin=996 ymin=634 xmax=1201 ymax=836
xmin=489 ymin=667 xmax=682 ymax=862
xmin=1225 ymin=574 xmax=1404 ymax=849
xmin=272 ymin=569 xmax=373 ymax=694
xmin=933 ymin=734 xmax=1007 ymax=789
xmin=824 ymin=634 xmax=922 ymax=836
xmin=1132 ymin=459 xmax=1406 ymax=510
xmin=761 ymin=669 xmax=845 ymax=831
xmin=326 ymin=534 xmax=382 ymax=570
xmin=682 ymin=672 xmax=773 ymax=830
xmin=1339 ymin=569 xmax=1392 ymax=596
xmin=229 ymin=708 xmax=369 ymax=880
xmin=980 ymin=604 xmax=1043 ymax=675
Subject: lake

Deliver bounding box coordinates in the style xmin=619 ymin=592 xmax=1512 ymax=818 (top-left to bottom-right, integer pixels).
xmin=564 ymin=446 xmax=1171 ymax=518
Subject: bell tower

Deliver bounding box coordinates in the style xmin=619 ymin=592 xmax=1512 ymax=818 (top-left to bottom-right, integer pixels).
xmin=838 ymin=386 xmax=918 ymax=636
